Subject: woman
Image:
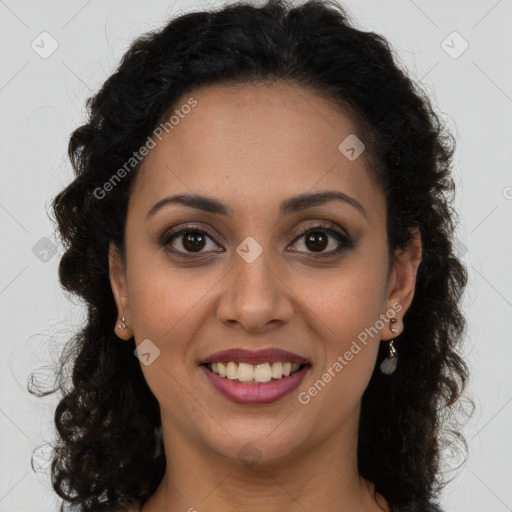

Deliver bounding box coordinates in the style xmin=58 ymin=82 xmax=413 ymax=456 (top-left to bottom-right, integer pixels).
xmin=39 ymin=0 xmax=471 ymax=510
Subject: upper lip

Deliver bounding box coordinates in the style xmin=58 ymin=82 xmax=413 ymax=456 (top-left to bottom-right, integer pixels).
xmin=201 ymin=348 xmax=310 ymax=365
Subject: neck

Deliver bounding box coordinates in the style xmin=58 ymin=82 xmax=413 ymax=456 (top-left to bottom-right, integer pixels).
xmin=142 ymin=420 xmax=389 ymax=512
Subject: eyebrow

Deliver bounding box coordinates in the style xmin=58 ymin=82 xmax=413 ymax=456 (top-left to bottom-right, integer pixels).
xmin=146 ymin=190 xmax=367 ymax=220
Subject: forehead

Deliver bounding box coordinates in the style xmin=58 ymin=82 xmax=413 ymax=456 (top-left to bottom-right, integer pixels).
xmin=128 ymin=82 xmax=384 ymax=221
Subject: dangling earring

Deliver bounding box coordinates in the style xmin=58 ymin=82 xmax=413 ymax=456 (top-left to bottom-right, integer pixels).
xmin=117 ymin=315 xmax=127 ymax=330
xmin=380 ymin=318 xmax=399 ymax=375
xmin=115 ymin=314 xmax=133 ymax=340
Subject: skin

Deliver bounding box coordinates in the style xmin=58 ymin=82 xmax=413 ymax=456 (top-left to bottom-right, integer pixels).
xmin=109 ymin=81 xmax=422 ymax=512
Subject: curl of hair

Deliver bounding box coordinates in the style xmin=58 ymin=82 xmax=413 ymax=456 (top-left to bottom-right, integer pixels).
xmin=30 ymin=0 xmax=472 ymax=510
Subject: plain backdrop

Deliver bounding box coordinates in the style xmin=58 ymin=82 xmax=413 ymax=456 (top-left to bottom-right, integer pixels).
xmin=1 ymin=0 xmax=511 ymax=511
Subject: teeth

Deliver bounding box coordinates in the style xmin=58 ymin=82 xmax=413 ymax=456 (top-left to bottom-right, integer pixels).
xmin=254 ymin=363 xmax=272 ymax=383
xmin=282 ymin=362 xmax=292 ymax=377
xmin=226 ymin=361 xmax=238 ymax=380
xmin=237 ymin=362 xmax=254 ymax=383
xmin=208 ymin=361 xmax=302 ymax=383
xmin=270 ymin=362 xmax=283 ymax=379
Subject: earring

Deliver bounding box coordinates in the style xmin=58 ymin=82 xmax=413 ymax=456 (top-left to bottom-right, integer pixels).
xmin=115 ymin=314 xmax=133 ymax=340
xmin=117 ymin=315 xmax=127 ymax=330
xmin=380 ymin=318 xmax=399 ymax=375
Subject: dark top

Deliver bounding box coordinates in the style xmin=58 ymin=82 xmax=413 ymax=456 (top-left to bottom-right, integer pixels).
xmin=391 ymin=502 xmax=444 ymax=512
xmin=85 ymin=499 xmax=445 ymax=511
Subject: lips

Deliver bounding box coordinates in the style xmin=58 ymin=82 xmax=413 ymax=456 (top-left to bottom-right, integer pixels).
xmin=200 ymin=363 xmax=311 ymax=405
xmin=199 ymin=347 xmax=312 ymax=404
xmin=201 ymin=347 xmax=310 ymax=365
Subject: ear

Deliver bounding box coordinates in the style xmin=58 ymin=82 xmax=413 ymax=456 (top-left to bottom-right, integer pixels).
xmin=382 ymin=227 xmax=422 ymax=340
xmin=108 ymin=242 xmax=131 ymax=326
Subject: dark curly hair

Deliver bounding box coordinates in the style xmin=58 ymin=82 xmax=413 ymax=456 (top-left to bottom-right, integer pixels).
xmin=29 ymin=0 xmax=473 ymax=510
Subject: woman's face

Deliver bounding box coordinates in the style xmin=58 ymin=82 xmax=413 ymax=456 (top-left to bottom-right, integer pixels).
xmin=109 ymin=81 xmax=421 ymax=466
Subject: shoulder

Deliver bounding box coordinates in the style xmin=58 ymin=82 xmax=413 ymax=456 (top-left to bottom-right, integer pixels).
xmin=391 ymin=501 xmax=445 ymax=512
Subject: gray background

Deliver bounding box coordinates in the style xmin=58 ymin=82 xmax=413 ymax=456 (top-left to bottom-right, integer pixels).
xmin=1 ymin=0 xmax=511 ymax=510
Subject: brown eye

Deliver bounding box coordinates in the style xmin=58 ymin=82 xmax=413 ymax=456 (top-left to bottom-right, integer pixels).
xmin=160 ymin=222 xmax=353 ymax=259
xmin=162 ymin=227 xmax=221 ymax=256
xmin=181 ymin=231 xmax=207 ymax=252
xmin=303 ymin=231 xmax=329 ymax=252
xmin=289 ymin=224 xmax=352 ymax=256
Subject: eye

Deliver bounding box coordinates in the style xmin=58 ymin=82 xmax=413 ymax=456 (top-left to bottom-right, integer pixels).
xmin=160 ymin=222 xmax=353 ymax=259
xmin=288 ymin=223 xmax=352 ymax=256
xmin=161 ymin=226 xmax=222 ymax=257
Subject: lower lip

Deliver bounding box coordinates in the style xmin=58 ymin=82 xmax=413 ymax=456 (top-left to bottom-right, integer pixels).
xmin=200 ymin=364 xmax=310 ymax=405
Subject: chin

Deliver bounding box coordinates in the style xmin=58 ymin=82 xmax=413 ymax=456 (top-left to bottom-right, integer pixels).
xmin=198 ymin=422 xmax=311 ymax=468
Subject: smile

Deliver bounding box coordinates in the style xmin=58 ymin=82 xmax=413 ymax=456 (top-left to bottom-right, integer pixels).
xmin=206 ymin=361 xmax=305 ymax=383
xmin=201 ymin=362 xmax=311 ymax=405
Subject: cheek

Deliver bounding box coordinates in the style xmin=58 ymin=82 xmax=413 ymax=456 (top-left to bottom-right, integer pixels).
xmin=126 ymin=266 xmax=204 ymax=399
xmin=293 ymin=257 xmax=387 ymax=393
xmin=299 ymin=256 xmax=387 ymax=341
xmin=297 ymin=285 xmax=383 ymax=426
xmin=126 ymin=249 xmax=214 ymax=341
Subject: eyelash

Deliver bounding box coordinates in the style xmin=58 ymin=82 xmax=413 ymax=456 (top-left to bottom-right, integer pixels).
xmin=160 ymin=222 xmax=353 ymax=259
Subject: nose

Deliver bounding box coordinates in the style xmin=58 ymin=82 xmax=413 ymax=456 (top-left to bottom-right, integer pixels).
xmin=216 ymin=248 xmax=294 ymax=334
